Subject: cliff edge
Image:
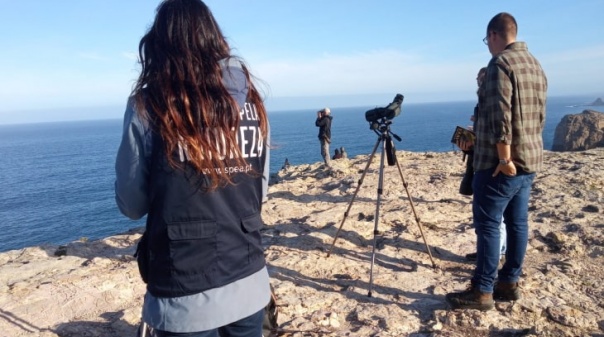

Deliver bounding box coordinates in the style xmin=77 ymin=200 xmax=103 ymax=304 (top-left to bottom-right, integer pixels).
xmin=1 ymin=149 xmax=603 ymax=337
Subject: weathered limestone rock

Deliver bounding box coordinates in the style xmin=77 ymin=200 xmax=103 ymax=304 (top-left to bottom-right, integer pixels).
xmin=1 ymin=149 xmax=603 ymax=336
xmin=552 ymin=109 xmax=604 ymax=151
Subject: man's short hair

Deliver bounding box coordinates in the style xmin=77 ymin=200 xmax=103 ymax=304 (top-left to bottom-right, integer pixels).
xmin=487 ymin=12 xmax=517 ymax=39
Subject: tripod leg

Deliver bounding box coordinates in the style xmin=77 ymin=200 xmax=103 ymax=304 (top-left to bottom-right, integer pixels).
xmin=326 ymin=136 xmax=382 ymax=258
xmin=138 ymin=322 xmax=149 ymax=337
xmin=393 ymin=155 xmax=437 ymax=268
xmin=368 ymin=136 xmax=387 ymax=297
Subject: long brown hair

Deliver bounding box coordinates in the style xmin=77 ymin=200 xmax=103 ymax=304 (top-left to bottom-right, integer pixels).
xmin=132 ymin=0 xmax=268 ymax=190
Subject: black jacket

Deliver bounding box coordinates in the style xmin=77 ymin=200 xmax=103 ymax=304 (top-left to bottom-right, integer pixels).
xmin=141 ymin=60 xmax=267 ymax=297
xmin=315 ymin=115 xmax=332 ymax=141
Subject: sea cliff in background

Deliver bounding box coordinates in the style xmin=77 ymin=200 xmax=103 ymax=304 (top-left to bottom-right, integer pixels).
xmin=553 ymin=109 xmax=604 ymax=151
xmin=1 ymin=149 xmax=603 ymax=336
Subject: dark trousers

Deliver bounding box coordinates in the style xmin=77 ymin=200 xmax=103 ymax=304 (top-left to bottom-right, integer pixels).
xmin=320 ymin=138 xmax=330 ymax=165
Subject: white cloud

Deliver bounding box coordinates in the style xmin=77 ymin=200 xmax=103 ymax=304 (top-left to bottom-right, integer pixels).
xmin=540 ymin=45 xmax=604 ymax=64
xmin=77 ymin=52 xmax=107 ymax=61
xmin=0 ymin=68 xmax=136 ymax=114
xmin=3 ymin=45 xmax=601 ymax=120
xmin=538 ymin=45 xmax=604 ymax=96
xmin=122 ymin=52 xmax=138 ymax=61
xmin=250 ymin=46 xmax=604 ymax=103
xmin=251 ymin=50 xmax=485 ymax=100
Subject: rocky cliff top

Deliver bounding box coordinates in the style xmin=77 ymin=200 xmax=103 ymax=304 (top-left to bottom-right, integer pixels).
xmin=1 ymin=149 xmax=603 ymax=337
xmin=553 ymin=109 xmax=604 ymax=151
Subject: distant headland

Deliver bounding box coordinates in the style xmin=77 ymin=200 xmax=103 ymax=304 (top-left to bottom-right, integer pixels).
xmin=588 ymin=97 xmax=604 ymax=106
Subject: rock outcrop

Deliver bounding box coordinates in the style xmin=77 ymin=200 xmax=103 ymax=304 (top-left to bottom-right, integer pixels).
xmin=588 ymin=97 xmax=604 ymax=106
xmin=1 ymin=149 xmax=603 ymax=337
xmin=552 ymin=109 xmax=604 ymax=151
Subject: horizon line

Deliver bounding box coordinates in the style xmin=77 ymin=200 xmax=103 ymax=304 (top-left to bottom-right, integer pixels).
xmin=0 ymin=93 xmax=601 ymax=126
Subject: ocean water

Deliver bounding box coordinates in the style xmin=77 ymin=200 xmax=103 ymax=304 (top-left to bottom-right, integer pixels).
xmin=0 ymin=95 xmax=597 ymax=252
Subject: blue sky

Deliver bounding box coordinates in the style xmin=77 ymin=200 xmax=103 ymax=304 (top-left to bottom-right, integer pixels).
xmin=0 ymin=0 xmax=603 ymax=124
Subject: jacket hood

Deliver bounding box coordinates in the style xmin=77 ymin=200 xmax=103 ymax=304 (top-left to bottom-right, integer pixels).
xmin=220 ymin=58 xmax=249 ymax=109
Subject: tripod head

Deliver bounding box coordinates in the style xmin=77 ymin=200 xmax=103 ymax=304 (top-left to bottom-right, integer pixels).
xmin=370 ymin=118 xmax=402 ymax=142
xmin=369 ymin=119 xmax=401 ymax=166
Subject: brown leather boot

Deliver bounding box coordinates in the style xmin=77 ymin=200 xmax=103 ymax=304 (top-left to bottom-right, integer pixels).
xmin=445 ymin=285 xmax=494 ymax=311
xmin=494 ymin=281 xmax=520 ymax=301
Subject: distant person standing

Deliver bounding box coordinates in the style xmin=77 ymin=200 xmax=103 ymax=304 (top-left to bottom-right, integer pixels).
xmin=281 ymin=158 xmax=291 ymax=170
xmin=339 ymin=146 xmax=348 ymax=159
xmin=446 ymin=12 xmax=547 ymax=311
xmin=315 ymin=107 xmax=332 ymax=166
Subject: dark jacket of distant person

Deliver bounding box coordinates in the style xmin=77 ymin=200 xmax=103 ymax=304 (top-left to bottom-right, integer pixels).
xmin=315 ymin=112 xmax=332 ymax=142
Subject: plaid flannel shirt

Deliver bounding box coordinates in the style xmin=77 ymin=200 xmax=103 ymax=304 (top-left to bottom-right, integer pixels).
xmin=474 ymin=42 xmax=547 ymax=173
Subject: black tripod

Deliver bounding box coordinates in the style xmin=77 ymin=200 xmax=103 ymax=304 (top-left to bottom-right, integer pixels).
xmin=326 ymin=119 xmax=436 ymax=297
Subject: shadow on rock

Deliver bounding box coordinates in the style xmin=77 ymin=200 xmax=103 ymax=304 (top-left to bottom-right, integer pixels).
xmin=54 ymin=310 xmax=140 ymax=337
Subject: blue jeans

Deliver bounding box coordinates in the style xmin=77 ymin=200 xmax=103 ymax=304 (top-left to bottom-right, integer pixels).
xmin=151 ymin=309 xmax=264 ymax=337
xmin=471 ymin=167 xmax=534 ymax=293
xmin=499 ymin=218 xmax=507 ymax=255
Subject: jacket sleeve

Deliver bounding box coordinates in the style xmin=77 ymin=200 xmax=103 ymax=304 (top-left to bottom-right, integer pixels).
xmin=114 ymin=98 xmax=151 ymax=220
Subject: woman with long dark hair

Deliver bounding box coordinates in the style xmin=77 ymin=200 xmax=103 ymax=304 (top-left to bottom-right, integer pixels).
xmin=115 ymin=1 xmax=270 ymax=335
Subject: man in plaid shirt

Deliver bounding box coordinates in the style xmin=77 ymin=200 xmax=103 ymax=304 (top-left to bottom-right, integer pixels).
xmin=446 ymin=12 xmax=547 ymax=311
